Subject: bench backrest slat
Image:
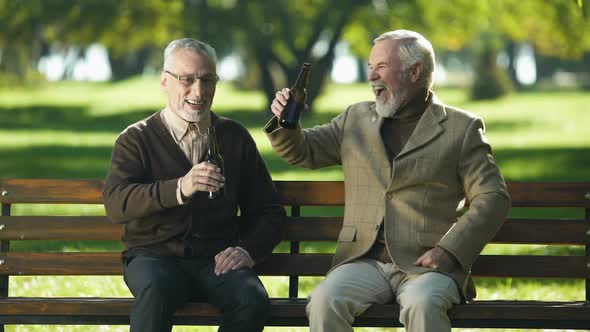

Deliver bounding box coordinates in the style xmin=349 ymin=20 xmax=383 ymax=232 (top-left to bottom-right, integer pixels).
xmin=507 ymin=182 xmax=590 ymax=208
xmin=0 ymin=216 xmax=117 ymax=240
xmin=493 ymin=218 xmax=588 ymax=245
xmin=0 ymin=216 xmax=587 ymax=245
xmin=2 ymin=179 xmax=590 ymax=208
xmin=0 ymin=179 xmax=103 ymax=204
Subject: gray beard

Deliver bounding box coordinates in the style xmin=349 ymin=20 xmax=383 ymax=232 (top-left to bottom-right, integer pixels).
xmin=375 ymin=94 xmax=406 ymax=118
xmin=176 ymin=104 xmax=210 ymax=123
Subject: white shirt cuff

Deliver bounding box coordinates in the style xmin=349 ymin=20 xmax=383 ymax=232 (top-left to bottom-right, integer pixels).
xmin=177 ymin=178 xmax=187 ymax=205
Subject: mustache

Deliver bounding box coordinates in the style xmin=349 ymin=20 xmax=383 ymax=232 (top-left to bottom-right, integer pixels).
xmin=183 ymin=98 xmax=205 ymax=102
xmin=370 ymin=81 xmax=386 ymax=87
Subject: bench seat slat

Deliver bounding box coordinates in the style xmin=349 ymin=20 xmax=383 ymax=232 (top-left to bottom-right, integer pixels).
xmin=0 ymin=253 xmax=587 ymax=278
xmin=1 ymin=216 xmax=587 ymax=245
xmin=0 ymin=298 xmax=588 ymax=328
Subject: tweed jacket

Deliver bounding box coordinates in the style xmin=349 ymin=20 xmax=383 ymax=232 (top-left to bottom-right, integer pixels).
xmin=264 ymin=93 xmax=510 ymax=300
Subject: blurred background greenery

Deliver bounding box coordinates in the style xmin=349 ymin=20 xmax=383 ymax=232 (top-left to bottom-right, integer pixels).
xmin=1 ymin=0 xmax=589 ymax=331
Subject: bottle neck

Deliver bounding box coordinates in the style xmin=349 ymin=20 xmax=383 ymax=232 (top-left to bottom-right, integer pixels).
xmin=207 ymin=128 xmax=218 ymax=155
xmin=292 ymin=65 xmax=310 ymax=89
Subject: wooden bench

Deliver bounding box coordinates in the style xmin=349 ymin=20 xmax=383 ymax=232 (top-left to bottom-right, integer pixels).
xmin=0 ymin=178 xmax=590 ymax=330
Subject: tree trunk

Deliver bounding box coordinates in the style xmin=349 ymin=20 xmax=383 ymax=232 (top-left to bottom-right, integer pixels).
xmin=254 ymin=47 xmax=277 ymax=114
xmin=109 ymin=46 xmax=155 ymax=81
xmin=265 ymin=0 xmax=361 ymax=110
xmin=506 ymin=41 xmax=523 ymax=90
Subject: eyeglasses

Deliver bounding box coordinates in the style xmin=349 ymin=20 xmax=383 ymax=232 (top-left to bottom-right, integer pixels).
xmin=165 ymin=70 xmax=219 ymax=88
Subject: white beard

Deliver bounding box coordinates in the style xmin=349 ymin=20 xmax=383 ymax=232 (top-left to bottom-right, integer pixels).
xmin=175 ymin=102 xmax=210 ymax=123
xmin=375 ymin=88 xmax=409 ymax=118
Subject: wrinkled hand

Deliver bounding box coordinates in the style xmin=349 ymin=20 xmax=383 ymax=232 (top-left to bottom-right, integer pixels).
xmin=214 ymin=247 xmax=254 ymax=276
xmin=180 ymin=162 xmax=224 ymax=197
xmin=270 ymin=88 xmax=309 ymax=118
xmin=414 ymin=247 xmax=457 ymax=272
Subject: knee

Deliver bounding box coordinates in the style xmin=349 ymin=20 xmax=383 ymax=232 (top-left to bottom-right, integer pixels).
xmin=307 ymin=283 xmax=342 ymax=318
xmin=222 ymin=278 xmax=270 ymax=331
xmin=233 ymin=277 xmax=270 ymax=314
xmin=401 ymin=291 xmax=441 ymax=313
xmin=132 ymin=273 xmax=183 ymax=307
xmin=398 ymin=288 xmax=452 ymax=321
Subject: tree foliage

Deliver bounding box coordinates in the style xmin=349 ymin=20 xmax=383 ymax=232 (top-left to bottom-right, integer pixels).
xmin=1 ymin=0 xmax=588 ymax=101
xmin=223 ymin=0 xmax=370 ymax=107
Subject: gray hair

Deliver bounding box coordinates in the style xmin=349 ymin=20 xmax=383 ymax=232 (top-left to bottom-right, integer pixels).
xmin=374 ymin=30 xmax=435 ymax=89
xmin=163 ymin=38 xmax=217 ymax=70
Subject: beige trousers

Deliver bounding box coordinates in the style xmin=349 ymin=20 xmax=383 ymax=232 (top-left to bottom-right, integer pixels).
xmin=306 ymin=258 xmax=461 ymax=332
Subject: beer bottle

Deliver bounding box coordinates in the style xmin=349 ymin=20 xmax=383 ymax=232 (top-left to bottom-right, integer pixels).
xmin=206 ymin=126 xmax=224 ymax=199
xmin=279 ymin=62 xmax=311 ymax=129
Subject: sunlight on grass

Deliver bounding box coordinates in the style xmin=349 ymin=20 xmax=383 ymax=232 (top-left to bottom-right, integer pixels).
xmin=10 ymin=276 xmax=130 ymax=297
xmin=0 ymin=131 xmax=115 ymax=148
xmin=11 ymin=204 xmax=106 ymax=216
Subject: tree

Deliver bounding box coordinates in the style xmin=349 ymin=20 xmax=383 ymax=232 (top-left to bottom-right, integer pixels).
xmin=0 ymin=0 xmax=69 ymax=81
xmin=2 ymin=0 xmax=588 ymax=101
xmin=55 ymin=0 xmax=178 ymax=80
xmin=341 ymin=0 xmax=590 ymax=99
xmin=221 ymin=0 xmax=370 ymax=109
xmin=0 ymin=0 xmax=179 ymax=81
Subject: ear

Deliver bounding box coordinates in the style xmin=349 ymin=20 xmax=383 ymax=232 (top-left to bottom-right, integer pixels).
xmin=160 ymin=71 xmax=168 ymax=91
xmin=409 ymin=63 xmax=424 ymax=83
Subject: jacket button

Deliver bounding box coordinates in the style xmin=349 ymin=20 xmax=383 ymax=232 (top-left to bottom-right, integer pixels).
xmin=384 ymin=162 xmax=390 ymax=168
xmin=385 ymin=193 xmax=393 ymax=200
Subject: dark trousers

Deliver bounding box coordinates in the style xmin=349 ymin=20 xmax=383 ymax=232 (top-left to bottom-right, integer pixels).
xmin=123 ymin=250 xmax=270 ymax=332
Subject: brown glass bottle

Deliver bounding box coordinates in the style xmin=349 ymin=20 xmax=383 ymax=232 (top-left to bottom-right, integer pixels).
xmin=206 ymin=126 xmax=224 ymax=199
xmin=279 ymin=62 xmax=311 ymax=129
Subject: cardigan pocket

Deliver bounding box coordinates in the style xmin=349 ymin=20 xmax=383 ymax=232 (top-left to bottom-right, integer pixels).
xmin=337 ymin=226 xmax=357 ymax=242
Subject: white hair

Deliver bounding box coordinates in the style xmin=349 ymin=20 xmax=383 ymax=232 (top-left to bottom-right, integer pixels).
xmin=163 ymin=38 xmax=217 ymax=70
xmin=374 ymin=30 xmax=435 ymax=89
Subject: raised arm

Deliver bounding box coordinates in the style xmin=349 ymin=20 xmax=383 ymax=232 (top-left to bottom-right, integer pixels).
xmin=265 ymin=88 xmax=349 ymax=169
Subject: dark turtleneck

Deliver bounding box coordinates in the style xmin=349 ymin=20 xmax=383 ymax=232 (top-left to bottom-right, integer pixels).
xmin=364 ymin=88 xmax=431 ymax=263
xmin=380 ymin=88 xmax=431 ymax=162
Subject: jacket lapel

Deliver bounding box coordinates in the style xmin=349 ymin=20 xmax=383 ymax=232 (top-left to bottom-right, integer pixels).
xmin=395 ymin=94 xmax=446 ymax=160
xmin=366 ymin=104 xmax=392 ymax=188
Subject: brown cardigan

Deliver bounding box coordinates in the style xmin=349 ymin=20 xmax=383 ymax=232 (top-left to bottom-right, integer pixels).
xmin=103 ymin=111 xmax=285 ymax=263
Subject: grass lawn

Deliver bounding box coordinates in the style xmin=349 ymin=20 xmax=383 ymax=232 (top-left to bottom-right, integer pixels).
xmin=0 ymin=78 xmax=589 ymax=332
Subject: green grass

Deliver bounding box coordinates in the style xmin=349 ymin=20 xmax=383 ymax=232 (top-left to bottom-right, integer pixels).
xmin=1 ymin=78 xmax=589 ymax=331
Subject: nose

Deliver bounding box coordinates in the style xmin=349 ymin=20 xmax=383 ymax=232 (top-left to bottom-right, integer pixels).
xmin=191 ymin=79 xmax=205 ymax=96
xmin=368 ymin=68 xmax=379 ymax=81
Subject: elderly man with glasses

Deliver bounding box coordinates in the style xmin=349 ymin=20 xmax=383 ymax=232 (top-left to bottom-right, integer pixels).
xmin=103 ymin=38 xmax=285 ymax=332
